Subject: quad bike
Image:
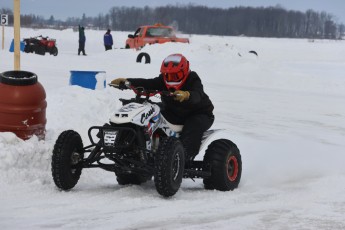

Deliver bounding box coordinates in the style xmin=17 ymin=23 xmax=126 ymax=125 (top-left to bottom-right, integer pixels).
xmin=23 ymin=35 xmax=58 ymax=56
xmin=51 ymin=83 xmax=242 ymax=197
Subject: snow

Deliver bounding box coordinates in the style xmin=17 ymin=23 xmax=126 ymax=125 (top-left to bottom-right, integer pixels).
xmin=1 ymin=27 xmax=345 ymax=229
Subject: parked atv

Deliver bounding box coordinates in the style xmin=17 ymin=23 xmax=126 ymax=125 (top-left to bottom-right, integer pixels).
xmin=23 ymin=35 xmax=58 ymax=56
xmin=51 ymin=83 xmax=242 ymax=197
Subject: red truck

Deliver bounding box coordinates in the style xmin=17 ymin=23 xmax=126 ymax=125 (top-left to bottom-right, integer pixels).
xmin=125 ymin=24 xmax=189 ymax=49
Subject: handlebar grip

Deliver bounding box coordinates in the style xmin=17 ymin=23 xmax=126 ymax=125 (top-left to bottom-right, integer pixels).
xmin=118 ymin=81 xmax=127 ymax=90
xmin=108 ymin=81 xmax=131 ymax=90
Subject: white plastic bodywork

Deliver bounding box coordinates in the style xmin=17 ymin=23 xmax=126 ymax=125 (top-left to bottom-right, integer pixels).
xmin=110 ymin=101 xmax=183 ymax=137
xmin=199 ymin=129 xmax=227 ymax=151
xmin=195 ymin=129 xmax=230 ymax=160
xmin=160 ymin=115 xmax=183 ymax=137
xmin=109 ymin=102 xmax=145 ymax=124
xmin=110 ymin=102 xmax=160 ymax=129
xmin=109 ymin=101 xmax=228 ymax=155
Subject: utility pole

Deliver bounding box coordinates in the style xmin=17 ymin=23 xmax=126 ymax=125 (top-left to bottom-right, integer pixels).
xmin=14 ymin=0 xmax=20 ymax=70
xmin=1 ymin=14 xmax=9 ymax=50
xmin=2 ymin=25 xmax=4 ymax=50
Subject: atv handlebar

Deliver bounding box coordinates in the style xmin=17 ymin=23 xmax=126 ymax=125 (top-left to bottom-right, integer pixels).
xmin=108 ymin=82 xmax=174 ymax=97
xmin=108 ymin=80 xmax=131 ymax=90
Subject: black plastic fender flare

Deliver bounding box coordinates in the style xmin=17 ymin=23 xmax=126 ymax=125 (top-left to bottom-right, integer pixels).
xmin=136 ymin=52 xmax=151 ymax=64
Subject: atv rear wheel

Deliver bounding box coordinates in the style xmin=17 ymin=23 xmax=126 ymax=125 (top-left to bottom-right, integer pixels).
xmin=154 ymin=137 xmax=185 ymax=197
xmin=52 ymin=130 xmax=84 ymax=190
xmin=203 ymin=139 xmax=242 ymax=191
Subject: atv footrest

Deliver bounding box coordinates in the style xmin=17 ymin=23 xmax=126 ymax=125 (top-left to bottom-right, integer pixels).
xmin=183 ymin=169 xmax=211 ymax=179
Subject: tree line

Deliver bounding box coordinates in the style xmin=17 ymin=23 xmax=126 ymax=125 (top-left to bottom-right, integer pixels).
xmin=1 ymin=5 xmax=344 ymax=39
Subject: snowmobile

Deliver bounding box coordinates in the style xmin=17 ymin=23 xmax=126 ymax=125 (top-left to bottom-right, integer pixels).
xmin=51 ymin=82 xmax=242 ymax=197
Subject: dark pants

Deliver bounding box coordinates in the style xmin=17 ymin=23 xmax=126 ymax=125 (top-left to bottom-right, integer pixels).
xmin=180 ymin=114 xmax=214 ymax=161
xmin=105 ymin=45 xmax=112 ymax=51
xmin=78 ymin=41 xmax=86 ymax=55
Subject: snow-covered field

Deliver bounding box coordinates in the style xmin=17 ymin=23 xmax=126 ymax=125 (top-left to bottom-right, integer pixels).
xmin=1 ymin=27 xmax=345 ymax=229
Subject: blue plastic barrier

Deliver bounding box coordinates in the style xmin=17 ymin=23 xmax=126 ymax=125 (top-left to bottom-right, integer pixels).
xmin=69 ymin=70 xmax=106 ymax=90
xmin=9 ymin=39 xmax=25 ymax=52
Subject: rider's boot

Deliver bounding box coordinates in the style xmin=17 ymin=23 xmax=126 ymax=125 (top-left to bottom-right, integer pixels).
xmin=183 ymin=146 xmax=196 ymax=169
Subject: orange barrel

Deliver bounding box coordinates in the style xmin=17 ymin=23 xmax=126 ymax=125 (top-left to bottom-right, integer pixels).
xmin=0 ymin=71 xmax=47 ymax=140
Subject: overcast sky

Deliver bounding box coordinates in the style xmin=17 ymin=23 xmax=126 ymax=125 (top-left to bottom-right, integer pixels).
xmin=2 ymin=0 xmax=345 ymax=23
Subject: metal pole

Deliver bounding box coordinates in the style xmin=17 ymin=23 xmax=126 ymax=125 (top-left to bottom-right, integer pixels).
xmin=14 ymin=0 xmax=20 ymax=70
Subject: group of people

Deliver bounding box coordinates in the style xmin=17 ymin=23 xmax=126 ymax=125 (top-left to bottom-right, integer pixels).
xmin=78 ymin=26 xmax=215 ymax=161
xmin=77 ymin=26 xmax=114 ymax=55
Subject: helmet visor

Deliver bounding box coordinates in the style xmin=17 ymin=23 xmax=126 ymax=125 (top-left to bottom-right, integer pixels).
xmin=164 ymin=72 xmax=184 ymax=82
xmin=163 ymin=55 xmax=182 ymax=67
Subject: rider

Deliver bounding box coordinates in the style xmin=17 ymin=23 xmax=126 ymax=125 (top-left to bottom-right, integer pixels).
xmin=111 ymin=53 xmax=214 ymax=162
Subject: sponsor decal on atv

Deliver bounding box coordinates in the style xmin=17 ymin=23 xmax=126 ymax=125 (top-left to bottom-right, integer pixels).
xmin=140 ymin=106 xmax=155 ymax=124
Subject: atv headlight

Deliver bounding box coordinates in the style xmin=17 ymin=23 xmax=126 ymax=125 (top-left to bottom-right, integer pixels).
xmin=103 ymin=130 xmax=118 ymax=146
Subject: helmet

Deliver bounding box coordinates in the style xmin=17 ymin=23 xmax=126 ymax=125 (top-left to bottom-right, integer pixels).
xmin=160 ymin=54 xmax=190 ymax=90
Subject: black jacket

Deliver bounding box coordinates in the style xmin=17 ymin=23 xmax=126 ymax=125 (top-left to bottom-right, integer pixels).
xmin=127 ymin=71 xmax=214 ymax=124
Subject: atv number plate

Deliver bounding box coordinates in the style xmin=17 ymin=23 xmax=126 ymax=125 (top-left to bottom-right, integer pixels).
xmin=103 ymin=130 xmax=117 ymax=146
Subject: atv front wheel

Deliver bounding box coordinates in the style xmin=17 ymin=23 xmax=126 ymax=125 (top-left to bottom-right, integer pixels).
xmin=50 ymin=46 xmax=58 ymax=56
xmin=203 ymin=139 xmax=242 ymax=191
xmin=154 ymin=137 xmax=185 ymax=197
xmin=24 ymin=45 xmax=32 ymax=53
xmin=52 ymin=130 xmax=84 ymax=190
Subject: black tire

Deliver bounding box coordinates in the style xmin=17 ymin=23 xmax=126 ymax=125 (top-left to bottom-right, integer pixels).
xmin=203 ymin=139 xmax=242 ymax=191
xmin=29 ymin=45 xmax=36 ymax=53
xmin=154 ymin=137 xmax=185 ymax=197
xmin=249 ymin=50 xmax=258 ymax=56
xmin=50 ymin=46 xmax=58 ymax=56
xmin=24 ymin=45 xmax=31 ymax=53
xmin=136 ymin=52 xmax=151 ymax=64
xmin=115 ymin=129 xmax=150 ymax=185
xmin=24 ymin=44 xmax=34 ymax=53
xmin=35 ymin=45 xmax=45 ymax=55
xmin=52 ymin=130 xmax=84 ymax=190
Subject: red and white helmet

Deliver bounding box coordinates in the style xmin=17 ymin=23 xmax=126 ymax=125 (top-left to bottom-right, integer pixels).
xmin=160 ymin=54 xmax=190 ymax=90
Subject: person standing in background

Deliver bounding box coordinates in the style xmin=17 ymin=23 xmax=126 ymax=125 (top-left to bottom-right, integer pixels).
xmin=104 ymin=29 xmax=113 ymax=51
xmin=78 ymin=25 xmax=87 ymax=55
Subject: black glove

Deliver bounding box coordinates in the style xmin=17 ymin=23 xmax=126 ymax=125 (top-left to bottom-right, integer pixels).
xmin=118 ymin=81 xmax=128 ymax=90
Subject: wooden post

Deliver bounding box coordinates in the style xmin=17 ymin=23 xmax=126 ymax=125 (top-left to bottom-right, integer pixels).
xmin=2 ymin=26 xmax=4 ymax=50
xmin=14 ymin=0 xmax=20 ymax=70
